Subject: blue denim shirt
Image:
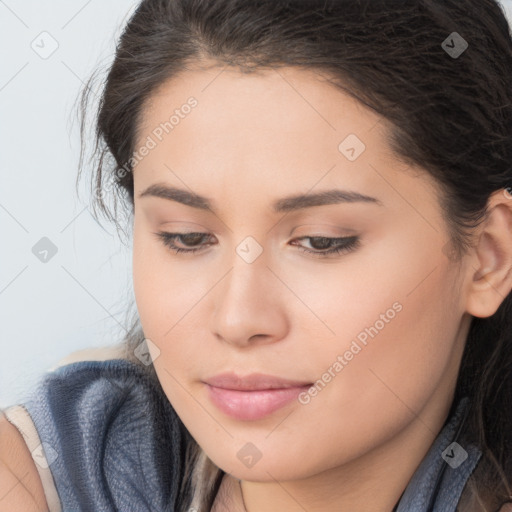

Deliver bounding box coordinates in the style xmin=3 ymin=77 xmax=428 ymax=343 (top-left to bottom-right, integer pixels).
xmin=20 ymin=359 xmax=481 ymax=511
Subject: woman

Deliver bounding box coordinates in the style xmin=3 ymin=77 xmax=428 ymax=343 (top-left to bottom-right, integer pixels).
xmin=1 ymin=0 xmax=512 ymax=510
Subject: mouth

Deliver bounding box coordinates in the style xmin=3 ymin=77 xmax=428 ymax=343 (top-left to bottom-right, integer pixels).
xmin=202 ymin=372 xmax=313 ymax=421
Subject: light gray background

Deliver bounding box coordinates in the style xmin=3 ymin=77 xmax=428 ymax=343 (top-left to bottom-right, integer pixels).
xmin=1 ymin=0 xmax=512 ymax=407
xmin=0 ymin=0 xmax=141 ymax=407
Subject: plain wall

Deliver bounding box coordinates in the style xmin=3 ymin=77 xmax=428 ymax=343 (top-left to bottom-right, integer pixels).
xmin=1 ymin=0 xmax=512 ymax=407
xmin=0 ymin=0 xmax=140 ymax=407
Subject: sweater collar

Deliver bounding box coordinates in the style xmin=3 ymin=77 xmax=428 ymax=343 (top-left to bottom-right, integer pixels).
xmin=396 ymin=396 xmax=481 ymax=512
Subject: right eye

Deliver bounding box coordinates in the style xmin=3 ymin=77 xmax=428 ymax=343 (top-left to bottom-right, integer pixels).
xmin=155 ymin=232 xmax=214 ymax=254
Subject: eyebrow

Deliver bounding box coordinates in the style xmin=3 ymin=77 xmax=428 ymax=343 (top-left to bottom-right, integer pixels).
xmin=138 ymin=183 xmax=383 ymax=213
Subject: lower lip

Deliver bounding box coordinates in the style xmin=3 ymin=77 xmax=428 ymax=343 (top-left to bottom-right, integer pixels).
xmin=205 ymin=383 xmax=311 ymax=421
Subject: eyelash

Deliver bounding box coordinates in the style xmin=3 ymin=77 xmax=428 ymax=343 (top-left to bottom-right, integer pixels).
xmin=154 ymin=232 xmax=361 ymax=258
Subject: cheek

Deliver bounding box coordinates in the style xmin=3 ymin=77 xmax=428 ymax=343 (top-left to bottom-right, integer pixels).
xmin=297 ymin=240 xmax=460 ymax=434
xmin=132 ymin=221 xmax=179 ymax=349
xmin=132 ymin=226 xmax=160 ymax=332
xmin=320 ymin=264 xmax=458 ymax=429
xmin=132 ymin=217 xmax=186 ymax=326
xmin=132 ymin=222 xmax=211 ymax=377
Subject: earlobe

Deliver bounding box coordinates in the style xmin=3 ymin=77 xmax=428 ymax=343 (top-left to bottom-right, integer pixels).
xmin=465 ymin=191 xmax=512 ymax=319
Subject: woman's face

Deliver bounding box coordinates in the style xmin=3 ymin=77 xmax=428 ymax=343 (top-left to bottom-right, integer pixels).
xmin=131 ymin=64 xmax=471 ymax=481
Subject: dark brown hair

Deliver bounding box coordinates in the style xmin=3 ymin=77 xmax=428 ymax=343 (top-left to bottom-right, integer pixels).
xmin=76 ymin=1 xmax=512 ymax=510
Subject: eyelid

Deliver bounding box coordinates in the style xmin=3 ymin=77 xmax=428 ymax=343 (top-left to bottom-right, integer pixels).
xmin=290 ymin=223 xmax=358 ymax=236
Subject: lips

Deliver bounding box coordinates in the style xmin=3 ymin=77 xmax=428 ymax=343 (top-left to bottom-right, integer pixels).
xmin=203 ymin=372 xmax=312 ymax=391
xmin=202 ymin=372 xmax=313 ymax=421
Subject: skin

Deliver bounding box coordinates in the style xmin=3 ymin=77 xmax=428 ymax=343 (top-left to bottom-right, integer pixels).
xmin=0 ymin=413 xmax=48 ymax=511
xmin=131 ymin=63 xmax=512 ymax=511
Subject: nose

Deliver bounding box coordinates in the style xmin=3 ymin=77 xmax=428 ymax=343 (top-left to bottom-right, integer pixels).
xmin=209 ymin=251 xmax=288 ymax=348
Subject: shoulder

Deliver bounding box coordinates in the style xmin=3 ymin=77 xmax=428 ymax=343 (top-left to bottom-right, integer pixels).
xmin=20 ymin=355 xmax=189 ymax=510
xmin=0 ymin=410 xmax=48 ymax=511
xmin=0 ymin=345 xmax=133 ymax=512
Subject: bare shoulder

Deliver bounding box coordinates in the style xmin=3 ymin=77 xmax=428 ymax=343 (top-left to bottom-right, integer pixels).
xmin=0 ymin=411 xmax=48 ymax=512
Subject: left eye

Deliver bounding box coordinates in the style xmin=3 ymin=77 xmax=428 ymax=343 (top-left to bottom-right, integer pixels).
xmin=154 ymin=232 xmax=360 ymax=258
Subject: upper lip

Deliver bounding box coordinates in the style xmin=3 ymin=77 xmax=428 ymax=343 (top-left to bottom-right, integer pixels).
xmin=203 ymin=372 xmax=312 ymax=391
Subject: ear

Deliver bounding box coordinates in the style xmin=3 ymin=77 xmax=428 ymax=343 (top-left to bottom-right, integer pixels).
xmin=465 ymin=188 xmax=512 ymax=318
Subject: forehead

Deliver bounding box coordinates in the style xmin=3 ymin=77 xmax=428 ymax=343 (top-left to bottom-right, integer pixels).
xmin=136 ymin=64 xmax=383 ymax=147
xmin=132 ymin=64 xmax=442 ymax=217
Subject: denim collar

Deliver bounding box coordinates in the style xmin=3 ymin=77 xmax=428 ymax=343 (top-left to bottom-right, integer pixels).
xmin=396 ymin=396 xmax=481 ymax=512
